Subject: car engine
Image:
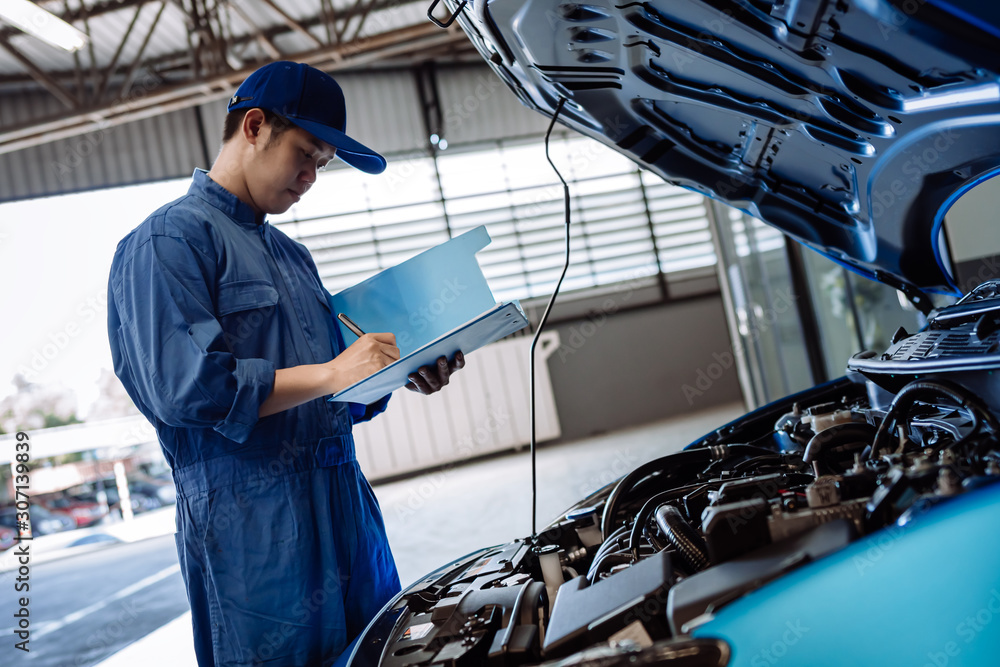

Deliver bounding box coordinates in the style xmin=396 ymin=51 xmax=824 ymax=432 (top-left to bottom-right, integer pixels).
xmin=352 ymin=282 xmax=1000 ymax=667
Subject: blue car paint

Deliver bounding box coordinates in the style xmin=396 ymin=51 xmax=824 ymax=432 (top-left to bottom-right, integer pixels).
xmin=693 ymin=482 xmax=1000 ymax=666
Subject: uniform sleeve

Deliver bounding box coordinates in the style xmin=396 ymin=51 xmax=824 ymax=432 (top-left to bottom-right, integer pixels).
xmin=294 ymin=242 xmax=392 ymax=425
xmin=348 ymin=395 xmax=391 ymax=424
xmin=109 ymin=234 xmax=275 ymax=443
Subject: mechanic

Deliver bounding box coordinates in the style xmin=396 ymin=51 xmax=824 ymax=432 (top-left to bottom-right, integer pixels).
xmin=107 ymin=61 xmax=464 ymax=666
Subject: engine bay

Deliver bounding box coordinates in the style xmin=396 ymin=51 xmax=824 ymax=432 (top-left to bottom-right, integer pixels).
xmin=355 ymin=282 xmax=1000 ymax=667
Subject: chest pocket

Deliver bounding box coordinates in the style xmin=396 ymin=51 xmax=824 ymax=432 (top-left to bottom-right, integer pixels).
xmin=216 ymin=279 xmax=280 ymax=356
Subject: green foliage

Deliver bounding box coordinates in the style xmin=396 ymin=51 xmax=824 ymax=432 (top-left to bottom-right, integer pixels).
xmin=42 ymin=412 xmax=82 ymax=429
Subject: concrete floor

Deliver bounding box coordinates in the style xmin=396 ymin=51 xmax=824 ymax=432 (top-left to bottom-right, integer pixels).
xmin=96 ymin=400 xmax=745 ymax=665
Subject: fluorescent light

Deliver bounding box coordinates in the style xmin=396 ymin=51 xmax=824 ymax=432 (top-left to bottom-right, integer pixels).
xmin=0 ymin=0 xmax=87 ymax=52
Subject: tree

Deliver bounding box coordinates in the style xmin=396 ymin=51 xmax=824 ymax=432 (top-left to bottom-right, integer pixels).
xmin=86 ymin=368 xmax=141 ymax=422
xmin=0 ymin=374 xmax=82 ymax=432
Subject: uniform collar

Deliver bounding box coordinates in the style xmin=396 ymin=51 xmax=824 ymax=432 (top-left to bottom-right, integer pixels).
xmin=189 ymin=168 xmax=265 ymax=228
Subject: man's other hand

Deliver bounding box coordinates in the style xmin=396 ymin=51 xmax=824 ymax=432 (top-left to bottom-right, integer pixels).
xmin=405 ymin=351 xmax=465 ymax=395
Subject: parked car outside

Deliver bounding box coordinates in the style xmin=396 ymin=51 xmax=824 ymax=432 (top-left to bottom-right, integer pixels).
xmin=127 ymin=475 xmax=177 ymax=506
xmin=0 ymin=505 xmax=76 ymax=537
xmin=36 ymin=492 xmax=109 ymax=528
xmin=0 ymin=525 xmax=16 ymax=552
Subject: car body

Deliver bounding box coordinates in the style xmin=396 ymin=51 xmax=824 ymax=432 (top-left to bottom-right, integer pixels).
xmin=36 ymin=492 xmax=109 ymax=528
xmin=128 ymin=476 xmax=177 ymax=506
xmin=0 ymin=525 xmax=15 ymax=552
xmin=67 ymin=475 xmax=175 ymax=517
xmin=338 ymin=1 xmax=1000 ymax=666
xmin=0 ymin=505 xmax=76 ymax=536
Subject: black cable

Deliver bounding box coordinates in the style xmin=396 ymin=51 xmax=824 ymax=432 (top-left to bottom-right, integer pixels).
xmin=600 ymin=444 xmax=775 ymax=539
xmin=866 ymin=380 xmax=1000 ymax=461
xmin=531 ymin=97 xmax=569 ymax=540
xmin=587 ymin=553 xmax=634 ymax=581
xmin=628 ymin=490 xmax=689 ymax=558
xmin=802 ymin=423 xmax=875 ymax=470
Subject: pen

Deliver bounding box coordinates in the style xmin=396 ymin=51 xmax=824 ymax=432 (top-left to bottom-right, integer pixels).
xmin=337 ymin=312 xmax=366 ymax=338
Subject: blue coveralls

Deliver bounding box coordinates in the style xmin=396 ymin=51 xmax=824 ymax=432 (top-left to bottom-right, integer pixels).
xmin=107 ymin=169 xmax=401 ymax=666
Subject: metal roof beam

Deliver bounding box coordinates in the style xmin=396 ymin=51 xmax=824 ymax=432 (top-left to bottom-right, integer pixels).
xmin=318 ymin=0 xmax=337 ymax=45
xmin=344 ymin=0 xmax=381 ymax=44
xmin=118 ymin=1 xmax=167 ymax=98
xmin=96 ymin=2 xmax=149 ymax=101
xmin=226 ymin=1 xmax=282 ymax=60
xmin=0 ymin=0 xmax=152 ymax=44
xmin=0 ymin=37 xmax=78 ymax=108
xmin=0 ymin=22 xmax=468 ymax=154
xmin=0 ymin=0 xmax=422 ymax=87
xmin=258 ymin=0 xmax=323 ymax=47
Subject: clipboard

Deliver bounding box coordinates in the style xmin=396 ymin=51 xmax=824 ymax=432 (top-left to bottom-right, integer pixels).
xmin=327 ymin=226 xmax=529 ymax=404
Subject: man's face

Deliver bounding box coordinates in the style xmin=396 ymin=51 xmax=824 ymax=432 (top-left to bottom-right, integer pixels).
xmin=246 ymin=122 xmax=337 ymax=215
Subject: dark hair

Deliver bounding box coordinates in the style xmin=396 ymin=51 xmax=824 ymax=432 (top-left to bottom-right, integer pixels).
xmin=221 ymin=108 xmax=293 ymax=144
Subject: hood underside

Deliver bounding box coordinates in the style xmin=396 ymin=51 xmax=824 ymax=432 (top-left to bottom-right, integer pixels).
xmin=448 ymin=0 xmax=1000 ymax=295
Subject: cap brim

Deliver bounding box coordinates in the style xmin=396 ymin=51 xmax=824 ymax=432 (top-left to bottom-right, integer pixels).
xmin=286 ymin=116 xmax=387 ymax=175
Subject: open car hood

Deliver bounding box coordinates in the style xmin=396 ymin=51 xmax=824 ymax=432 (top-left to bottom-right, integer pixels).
xmin=445 ymin=0 xmax=1000 ymax=295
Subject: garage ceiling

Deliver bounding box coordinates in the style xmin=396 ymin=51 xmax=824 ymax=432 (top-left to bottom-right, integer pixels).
xmin=0 ymin=0 xmax=479 ymax=155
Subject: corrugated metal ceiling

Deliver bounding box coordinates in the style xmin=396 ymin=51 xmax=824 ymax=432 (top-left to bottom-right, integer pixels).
xmin=0 ymin=0 xmax=480 ymax=154
xmin=0 ymin=1 xmax=538 ymax=202
xmin=0 ymin=0 xmax=460 ymax=76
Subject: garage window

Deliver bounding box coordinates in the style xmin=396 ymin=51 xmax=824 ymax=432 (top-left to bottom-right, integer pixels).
xmin=272 ymin=135 xmax=717 ymax=303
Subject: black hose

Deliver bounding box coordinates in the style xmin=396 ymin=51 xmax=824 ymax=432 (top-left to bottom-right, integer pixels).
xmin=654 ymin=504 xmax=710 ymax=573
xmin=628 ymin=490 xmax=688 ymax=559
xmin=803 ymin=423 xmax=877 ymax=469
xmin=587 ymin=553 xmax=634 ymax=581
xmin=600 ymin=444 xmax=776 ymax=539
xmin=731 ymin=454 xmax=786 ymax=474
xmin=625 ymin=480 xmax=727 ymax=558
xmin=600 ymin=449 xmax=711 ymax=539
xmin=866 ymin=380 xmax=1000 ymax=461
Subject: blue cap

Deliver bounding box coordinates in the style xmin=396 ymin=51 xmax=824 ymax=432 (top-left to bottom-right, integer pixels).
xmin=228 ymin=61 xmax=387 ymax=174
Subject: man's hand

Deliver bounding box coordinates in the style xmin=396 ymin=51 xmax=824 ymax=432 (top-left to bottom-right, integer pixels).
xmin=405 ymin=351 xmax=465 ymax=395
xmin=328 ymin=332 xmax=400 ymax=393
